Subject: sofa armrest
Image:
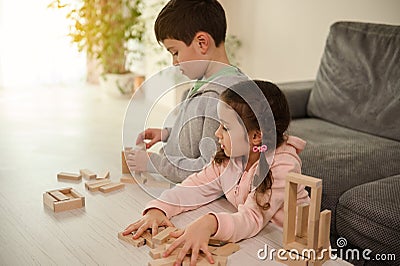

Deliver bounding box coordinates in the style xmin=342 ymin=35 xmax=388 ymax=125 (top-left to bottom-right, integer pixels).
xmin=278 ymin=80 xmax=314 ymax=119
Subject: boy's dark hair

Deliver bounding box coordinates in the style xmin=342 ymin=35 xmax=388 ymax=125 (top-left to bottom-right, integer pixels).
xmin=214 ymin=80 xmax=291 ymax=210
xmin=154 ymin=0 xmax=227 ymax=46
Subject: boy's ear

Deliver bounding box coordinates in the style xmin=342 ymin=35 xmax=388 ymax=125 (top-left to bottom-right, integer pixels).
xmin=251 ymin=130 xmax=262 ymax=145
xmin=194 ymin=32 xmax=210 ymax=54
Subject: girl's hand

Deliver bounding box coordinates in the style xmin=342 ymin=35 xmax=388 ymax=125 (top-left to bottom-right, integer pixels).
xmin=163 ymin=214 xmax=218 ymax=266
xmin=123 ymin=208 xmax=174 ymax=238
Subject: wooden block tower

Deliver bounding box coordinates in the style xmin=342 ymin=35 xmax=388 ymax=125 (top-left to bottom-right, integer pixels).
xmin=278 ymin=173 xmax=332 ymax=266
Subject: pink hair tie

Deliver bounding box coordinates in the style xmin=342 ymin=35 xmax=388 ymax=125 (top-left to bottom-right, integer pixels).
xmin=253 ymin=144 xmax=268 ymax=153
xmin=260 ymin=144 xmax=268 ymax=152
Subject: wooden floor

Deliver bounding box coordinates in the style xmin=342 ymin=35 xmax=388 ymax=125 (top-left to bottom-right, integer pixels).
xmin=0 ymin=84 xmax=351 ymax=265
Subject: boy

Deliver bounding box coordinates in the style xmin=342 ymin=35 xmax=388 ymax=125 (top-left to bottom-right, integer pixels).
xmin=127 ymin=0 xmax=247 ymax=182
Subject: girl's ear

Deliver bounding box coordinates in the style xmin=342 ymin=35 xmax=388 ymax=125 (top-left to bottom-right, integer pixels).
xmin=251 ymin=130 xmax=262 ymax=145
xmin=194 ymin=32 xmax=210 ymax=54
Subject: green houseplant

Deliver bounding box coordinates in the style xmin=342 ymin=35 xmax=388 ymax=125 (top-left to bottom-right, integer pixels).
xmin=49 ymin=0 xmax=145 ymax=95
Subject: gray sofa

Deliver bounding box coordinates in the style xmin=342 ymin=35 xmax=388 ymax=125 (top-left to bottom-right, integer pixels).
xmin=280 ymin=21 xmax=400 ymax=265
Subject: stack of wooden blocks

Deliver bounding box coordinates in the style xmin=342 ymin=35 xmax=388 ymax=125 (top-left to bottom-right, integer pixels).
xmin=118 ymin=227 xmax=240 ymax=265
xmin=278 ymin=173 xmax=332 ymax=266
xmin=120 ymin=147 xmax=171 ymax=189
xmin=44 ymin=168 xmax=125 ymax=212
xmin=43 ymin=188 xmax=85 ymax=212
xmin=80 ymin=169 xmax=125 ymax=193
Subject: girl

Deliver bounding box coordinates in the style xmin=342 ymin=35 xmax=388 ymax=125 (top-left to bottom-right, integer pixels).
xmin=123 ymin=80 xmax=309 ymax=265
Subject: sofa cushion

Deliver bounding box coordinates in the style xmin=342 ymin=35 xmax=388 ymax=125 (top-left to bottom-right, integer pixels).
xmin=288 ymin=118 xmax=400 ymax=236
xmin=336 ymin=175 xmax=400 ymax=264
xmin=279 ymin=80 xmax=314 ymax=119
xmin=307 ymin=21 xmax=400 ymax=141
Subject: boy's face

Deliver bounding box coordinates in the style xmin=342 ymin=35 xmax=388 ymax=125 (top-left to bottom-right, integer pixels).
xmin=163 ymin=38 xmax=209 ymax=80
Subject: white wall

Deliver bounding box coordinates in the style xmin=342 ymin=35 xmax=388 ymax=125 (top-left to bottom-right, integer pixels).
xmin=220 ymin=0 xmax=400 ymax=82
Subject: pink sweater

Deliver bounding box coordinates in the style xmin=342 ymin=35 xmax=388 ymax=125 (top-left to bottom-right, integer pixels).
xmin=144 ymin=136 xmax=310 ymax=242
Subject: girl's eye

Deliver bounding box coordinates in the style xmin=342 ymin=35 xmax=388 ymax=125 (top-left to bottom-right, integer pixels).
xmin=222 ymin=125 xmax=228 ymax=131
xmin=172 ymin=51 xmax=178 ymax=56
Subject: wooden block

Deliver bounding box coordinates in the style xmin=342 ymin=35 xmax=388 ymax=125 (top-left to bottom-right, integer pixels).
xmin=57 ymin=172 xmax=82 ymax=181
xmin=49 ymin=190 xmax=70 ymax=201
xmin=80 ymin=169 xmax=97 ymax=180
xmin=147 ymin=226 xmax=166 ymax=235
xmin=286 ymin=172 xmax=322 ymax=189
xmin=54 ymin=198 xmax=83 ymax=212
xmin=294 ymin=236 xmax=308 ymax=246
xmin=142 ymin=230 xmax=155 ymax=248
xmin=99 ymin=182 xmax=125 ymax=193
xmin=296 ymin=203 xmax=310 ymax=238
xmin=215 ymin=256 xmax=228 ymax=266
xmin=169 ymin=247 xmax=191 ymax=257
xmin=164 ymin=242 xmax=182 ymax=251
xmin=148 ymin=255 xmax=178 ymax=266
xmin=149 ymin=245 xmax=166 ymax=259
xmin=307 ymin=185 xmax=322 ymax=250
xmin=206 ymin=246 xmax=218 ymax=253
xmin=211 ymin=243 xmax=240 ymax=256
xmin=285 ymin=241 xmax=308 ymax=252
xmin=118 ymin=232 xmax=145 ymax=247
xmin=152 ymin=227 xmax=177 ymax=245
xmin=96 ymin=171 xmax=110 ymax=180
xmin=43 ymin=192 xmax=57 ymax=210
xmin=164 ymin=242 xmax=216 ymax=254
xmin=182 ymin=254 xmax=206 ymax=266
xmin=43 ymin=188 xmax=85 ymax=212
xmin=283 ymin=179 xmax=298 ymax=247
xmin=135 ymin=172 xmax=148 ymax=184
xmin=70 ymin=189 xmax=85 ymax=207
xmin=121 ymin=151 xmax=130 ymax=174
xmin=317 ymin=210 xmax=331 ymax=250
xmin=209 ymin=237 xmax=228 ymax=247
xmin=276 ymin=249 xmax=309 ymax=266
xmin=120 ymin=175 xmax=136 ymax=184
xmin=85 ymin=179 xmax=111 ymax=191
xmin=122 ymin=149 xmax=147 ymax=184
xmin=166 ymin=237 xmax=177 ymax=245
xmin=182 ymin=253 xmax=223 ymax=266
xmin=309 ymin=250 xmax=331 ymax=266
xmin=142 ymin=172 xmax=171 ymax=189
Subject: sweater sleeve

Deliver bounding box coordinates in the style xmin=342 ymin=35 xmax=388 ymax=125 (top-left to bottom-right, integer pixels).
xmin=147 ymin=93 xmax=220 ymax=182
xmin=144 ymin=162 xmax=224 ymax=218
xmin=211 ymin=153 xmax=306 ymax=242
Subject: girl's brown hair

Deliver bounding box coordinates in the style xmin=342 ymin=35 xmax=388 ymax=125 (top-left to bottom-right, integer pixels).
xmin=214 ymin=80 xmax=291 ymax=209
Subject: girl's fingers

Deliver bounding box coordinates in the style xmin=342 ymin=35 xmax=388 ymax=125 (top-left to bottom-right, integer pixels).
xmin=133 ymin=223 xmax=149 ymax=239
xmin=123 ymin=221 xmax=141 ymax=235
xmin=163 ymin=219 xmax=174 ymax=228
xmin=169 ymin=228 xmax=184 ymax=238
xmin=163 ymin=238 xmax=182 ymax=257
xmin=190 ymin=247 xmax=199 ymax=266
xmin=201 ymin=245 xmax=215 ymax=264
xmin=175 ymin=243 xmax=191 ymax=266
xmin=151 ymin=223 xmax=158 ymax=237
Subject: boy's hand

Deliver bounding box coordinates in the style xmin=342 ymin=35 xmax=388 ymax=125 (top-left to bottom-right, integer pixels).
xmin=123 ymin=208 xmax=174 ymax=238
xmin=136 ymin=128 xmax=169 ymax=149
xmin=163 ymin=214 xmax=218 ymax=266
xmin=126 ymin=150 xmax=152 ymax=172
